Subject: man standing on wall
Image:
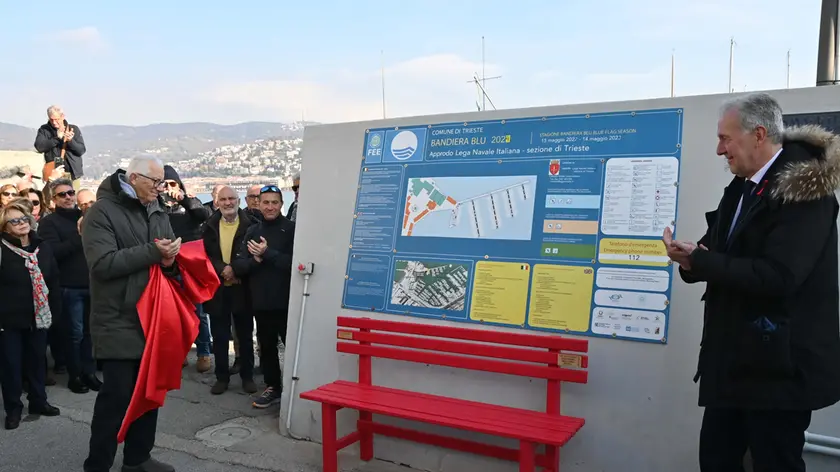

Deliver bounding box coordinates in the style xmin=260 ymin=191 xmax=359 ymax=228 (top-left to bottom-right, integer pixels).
xmin=231 ymin=185 xmax=294 ymax=408
xmin=664 ymin=93 xmax=840 ymax=472
xmin=34 ymin=105 xmax=86 ymax=188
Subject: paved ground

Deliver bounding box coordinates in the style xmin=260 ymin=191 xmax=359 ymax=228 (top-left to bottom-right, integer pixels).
xmin=0 ymin=347 xmax=415 ymax=472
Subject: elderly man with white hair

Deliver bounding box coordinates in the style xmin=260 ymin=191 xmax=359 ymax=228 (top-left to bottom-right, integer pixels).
xmin=81 ymin=156 xmax=180 ymax=472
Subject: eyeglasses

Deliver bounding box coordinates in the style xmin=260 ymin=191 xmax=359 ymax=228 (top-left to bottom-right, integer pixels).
xmin=29 ymin=199 xmax=40 ymax=206
xmin=7 ymin=217 xmax=28 ymax=226
xmin=55 ymin=190 xmax=76 ymax=198
xmin=247 ymin=194 xmax=259 ymax=199
xmin=260 ymin=185 xmax=281 ymax=194
xmin=136 ymin=173 xmax=166 ymax=189
xmin=1 ymin=191 xmax=15 ymax=197
xmin=166 ymin=181 xmax=179 ymax=188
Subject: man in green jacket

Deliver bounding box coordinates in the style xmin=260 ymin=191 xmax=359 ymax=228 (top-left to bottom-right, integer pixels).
xmin=81 ymin=156 xmax=182 ymax=472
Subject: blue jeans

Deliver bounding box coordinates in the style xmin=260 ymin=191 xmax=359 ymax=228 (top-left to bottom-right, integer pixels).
xmin=195 ymin=304 xmax=211 ymax=357
xmin=63 ymin=288 xmax=95 ymax=378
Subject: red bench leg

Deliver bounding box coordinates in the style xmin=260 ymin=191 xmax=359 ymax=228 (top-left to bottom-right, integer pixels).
xmin=322 ymin=404 xmax=339 ymax=472
xmin=545 ymin=445 xmax=559 ymax=472
xmin=359 ymin=411 xmax=374 ymax=461
xmin=519 ymin=440 xmax=535 ymax=472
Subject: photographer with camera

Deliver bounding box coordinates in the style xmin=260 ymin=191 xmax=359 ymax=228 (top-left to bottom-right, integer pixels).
xmin=161 ymin=165 xmax=212 ymax=373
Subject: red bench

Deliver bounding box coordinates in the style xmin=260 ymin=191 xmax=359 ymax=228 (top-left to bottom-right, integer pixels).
xmin=299 ymin=316 xmax=589 ymax=472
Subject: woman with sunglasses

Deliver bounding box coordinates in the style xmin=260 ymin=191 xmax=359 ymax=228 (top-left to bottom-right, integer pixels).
xmin=19 ymin=188 xmax=49 ymax=222
xmin=0 ymin=184 xmax=17 ymax=207
xmin=0 ymin=199 xmax=62 ymax=430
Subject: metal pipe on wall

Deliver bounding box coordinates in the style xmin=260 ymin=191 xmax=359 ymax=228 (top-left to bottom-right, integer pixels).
xmin=805 ymin=443 xmax=840 ymax=458
xmin=285 ymin=263 xmax=314 ymax=440
xmin=816 ymin=0 xmax=840 ymax=85
xmin=805 ymin=431 xmax=840 ymax=449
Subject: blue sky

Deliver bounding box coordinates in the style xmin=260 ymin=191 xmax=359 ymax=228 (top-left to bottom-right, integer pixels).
xmin=0 ymin=0 xmax=823 ymax=127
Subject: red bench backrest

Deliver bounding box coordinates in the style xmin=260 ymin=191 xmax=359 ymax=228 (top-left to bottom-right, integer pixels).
xmin=336 ymin=316 xmax=589 ymax=391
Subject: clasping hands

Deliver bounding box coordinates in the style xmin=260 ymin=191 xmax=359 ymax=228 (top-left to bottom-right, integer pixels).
xmin=155 ymin=237 xmax=182 ymax=267
xmin=248 ymin=237 xmax=267 ymax=263
xmin=662 ymin=227 xmax=707 ymax=270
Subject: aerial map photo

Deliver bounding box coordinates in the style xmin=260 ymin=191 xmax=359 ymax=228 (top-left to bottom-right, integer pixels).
xmin=391 ymin=260 xmax=470 ymax=311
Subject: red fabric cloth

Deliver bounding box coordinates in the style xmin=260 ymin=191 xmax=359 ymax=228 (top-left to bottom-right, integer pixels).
xmin=117 ymin=240 xmax=220 ymax=443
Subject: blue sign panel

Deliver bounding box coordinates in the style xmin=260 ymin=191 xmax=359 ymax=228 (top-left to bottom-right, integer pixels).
xmin=343 ymin=109 xmax=684 ymax=344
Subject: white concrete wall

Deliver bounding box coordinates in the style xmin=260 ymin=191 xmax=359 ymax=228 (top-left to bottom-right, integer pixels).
xmin=280 ymin=86 xmax=840 ymax=472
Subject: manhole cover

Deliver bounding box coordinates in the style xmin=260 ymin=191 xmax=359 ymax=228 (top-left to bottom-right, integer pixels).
xmin=196 ymin=422 xmax=260 ymax=447
xmin=211 ymin=426 xmax=252 ymax=441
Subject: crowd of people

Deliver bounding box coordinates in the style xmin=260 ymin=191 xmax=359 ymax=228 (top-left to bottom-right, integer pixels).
xmin=0 ymin=105 xmax=301 ymax=472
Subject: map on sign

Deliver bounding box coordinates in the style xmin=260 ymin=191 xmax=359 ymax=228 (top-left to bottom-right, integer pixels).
xmin=391 ymin=260 xmax=469 ymax=310
xmin=343 ymin=108 xmax=684 ymax=344
xmin=402 ymin=176 xmax=537 ymax=240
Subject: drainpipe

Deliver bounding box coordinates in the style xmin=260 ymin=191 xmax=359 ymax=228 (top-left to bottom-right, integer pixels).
xmin=804 ymin=432 xmax=840 ymax=458
xmin=285 ymin=262 xmax=314 ymax=439
xmin=816 ymin=0 xmax=840 ymax=85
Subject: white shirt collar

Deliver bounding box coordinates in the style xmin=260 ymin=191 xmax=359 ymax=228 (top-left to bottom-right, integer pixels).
xmin=749 ymin=147 xmax=783 ymax=184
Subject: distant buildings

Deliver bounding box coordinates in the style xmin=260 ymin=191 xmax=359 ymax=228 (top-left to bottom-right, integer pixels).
xmin=109 ymin=137 xmax=301 ymax=179
xmin=97 ymin=137 xmax=303 ymax=192
xmin=169 ymin=137 xmax=302 ymax=180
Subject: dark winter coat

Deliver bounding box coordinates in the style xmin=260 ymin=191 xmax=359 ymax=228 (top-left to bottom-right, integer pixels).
xmin=37 ymin=207 xmax=88 ymax=288
xmin=230 ymin=215 xmax=294 ymax=313
xmin=0 ymin=232 xmax=62 ymax=330
xmin=34 ymin=121 xmax=86 ymax=180
xmin=681 ymin=124 xmax=840 ymax=411
xmin=81 ymin=170 xmax=177 ymax=360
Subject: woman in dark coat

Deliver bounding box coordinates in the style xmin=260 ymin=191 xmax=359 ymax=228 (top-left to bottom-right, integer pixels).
xmin=0 ymin=199 xmax=62 ymax=430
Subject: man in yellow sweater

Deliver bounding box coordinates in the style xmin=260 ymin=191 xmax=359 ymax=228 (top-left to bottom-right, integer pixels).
xmin=201 ymin=186 xmax=258 ymax=395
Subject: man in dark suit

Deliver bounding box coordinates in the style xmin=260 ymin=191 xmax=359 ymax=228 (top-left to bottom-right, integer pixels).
xmin=664 ymin=92 xmax=840 ymax=472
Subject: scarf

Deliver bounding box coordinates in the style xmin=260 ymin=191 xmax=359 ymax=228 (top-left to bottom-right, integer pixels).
xmin=2 ymin=239 xmax=52 ymax=329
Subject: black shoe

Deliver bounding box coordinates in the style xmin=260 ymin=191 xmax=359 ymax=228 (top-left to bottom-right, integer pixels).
xmin=68 ymin=377 xmax=90 ymax=394
xmin=53 ymin=365 xmax=67 ymax=375
xmin=29 ymin=403 xmax=60 ymax=416
xmin=242 ymin=378 xmax=258 ymax=394
xmin=210 ymin=380 xmax=229 ymax=395
xmin=229 ymin=357 xmax=241 ymax=375
xmin=45 ymin=372 xmax=56 ymax=386
xmin=252 ymin=386 xmax=281 ymax=409
xmin=4 ymin=411 xmax=21 ymax=430
xmin=121 ymin=457 xmax=175 ymax=472
xmin=82 ymin=374 xmax=103 ymax=392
